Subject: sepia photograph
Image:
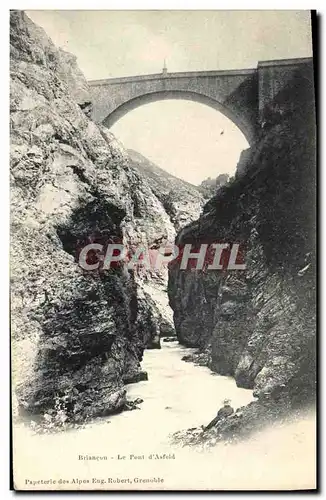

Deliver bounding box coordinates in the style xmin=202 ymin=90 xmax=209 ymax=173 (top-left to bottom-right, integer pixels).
xmin=10 ymin=8 xmax=317 ymax=491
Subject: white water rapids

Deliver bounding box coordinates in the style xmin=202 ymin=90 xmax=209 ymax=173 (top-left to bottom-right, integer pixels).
xmin=13 ymin=340 xmax=316 ymax=490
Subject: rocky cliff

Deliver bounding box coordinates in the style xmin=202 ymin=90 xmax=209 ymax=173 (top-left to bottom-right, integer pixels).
xmin=128 ymin=149 xmax=204 ymax=231
xmin=169 ymin=72 xmax=316 ymax=419
xmin=127 ymin=150 xmax=205 ymax=339
xmin=10 ymin=10 xmax=183 ymax=424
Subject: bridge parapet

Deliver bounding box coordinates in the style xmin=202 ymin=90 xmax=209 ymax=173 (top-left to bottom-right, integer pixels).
xmin=89 ymin=68 xmax=256 ymax=87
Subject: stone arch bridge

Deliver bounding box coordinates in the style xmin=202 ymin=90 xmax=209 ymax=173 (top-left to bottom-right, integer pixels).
xmin=89 ymin=58 xmax=313 ymax=144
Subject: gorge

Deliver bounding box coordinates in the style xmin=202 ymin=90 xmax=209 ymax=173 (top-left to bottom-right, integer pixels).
xmin=11 ymin=8 xmax=316 ymax=457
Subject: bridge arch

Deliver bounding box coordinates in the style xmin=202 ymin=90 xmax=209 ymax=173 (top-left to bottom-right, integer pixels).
xmin=89 ymin=59 xmax=313 ymax=147
xmin=102 ymin=90 xmax=255 ymax=144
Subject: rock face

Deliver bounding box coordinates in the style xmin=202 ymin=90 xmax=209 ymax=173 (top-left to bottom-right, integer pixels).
xmin=128 ymin=149 xmax=205 ymax=339
xmin=199 ymin=173 xmax=230 ymax=197
xmin=10 ymin=11 xmax=179 ymax=423
xmin=128 ymin=149 xmax=204 ymax=232
xmin=168 ymin=73 xmax=316 ymax=406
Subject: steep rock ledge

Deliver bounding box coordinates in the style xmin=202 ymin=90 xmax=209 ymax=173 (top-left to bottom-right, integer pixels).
xmin=168 ymin=73 xmax=316 ymax=410
xmin=10 ymin=10 xmax=174 ymax=423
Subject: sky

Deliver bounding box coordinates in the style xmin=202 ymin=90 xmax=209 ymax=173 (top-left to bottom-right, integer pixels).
xmin=27 ymin=10 xmax=313 ymax=184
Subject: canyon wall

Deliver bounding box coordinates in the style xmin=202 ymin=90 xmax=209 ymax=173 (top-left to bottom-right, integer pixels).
xmin=10 ymin=11 xmax=194 ymax=423
xmin=169 ymin=72 xmax=316 ymax=406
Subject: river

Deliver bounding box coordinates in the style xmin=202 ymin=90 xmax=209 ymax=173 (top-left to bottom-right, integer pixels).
xmin=124 ymin=340 xmax=254 ymax=440
xmin=13 ymin=340 xmax=316 ymax=490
